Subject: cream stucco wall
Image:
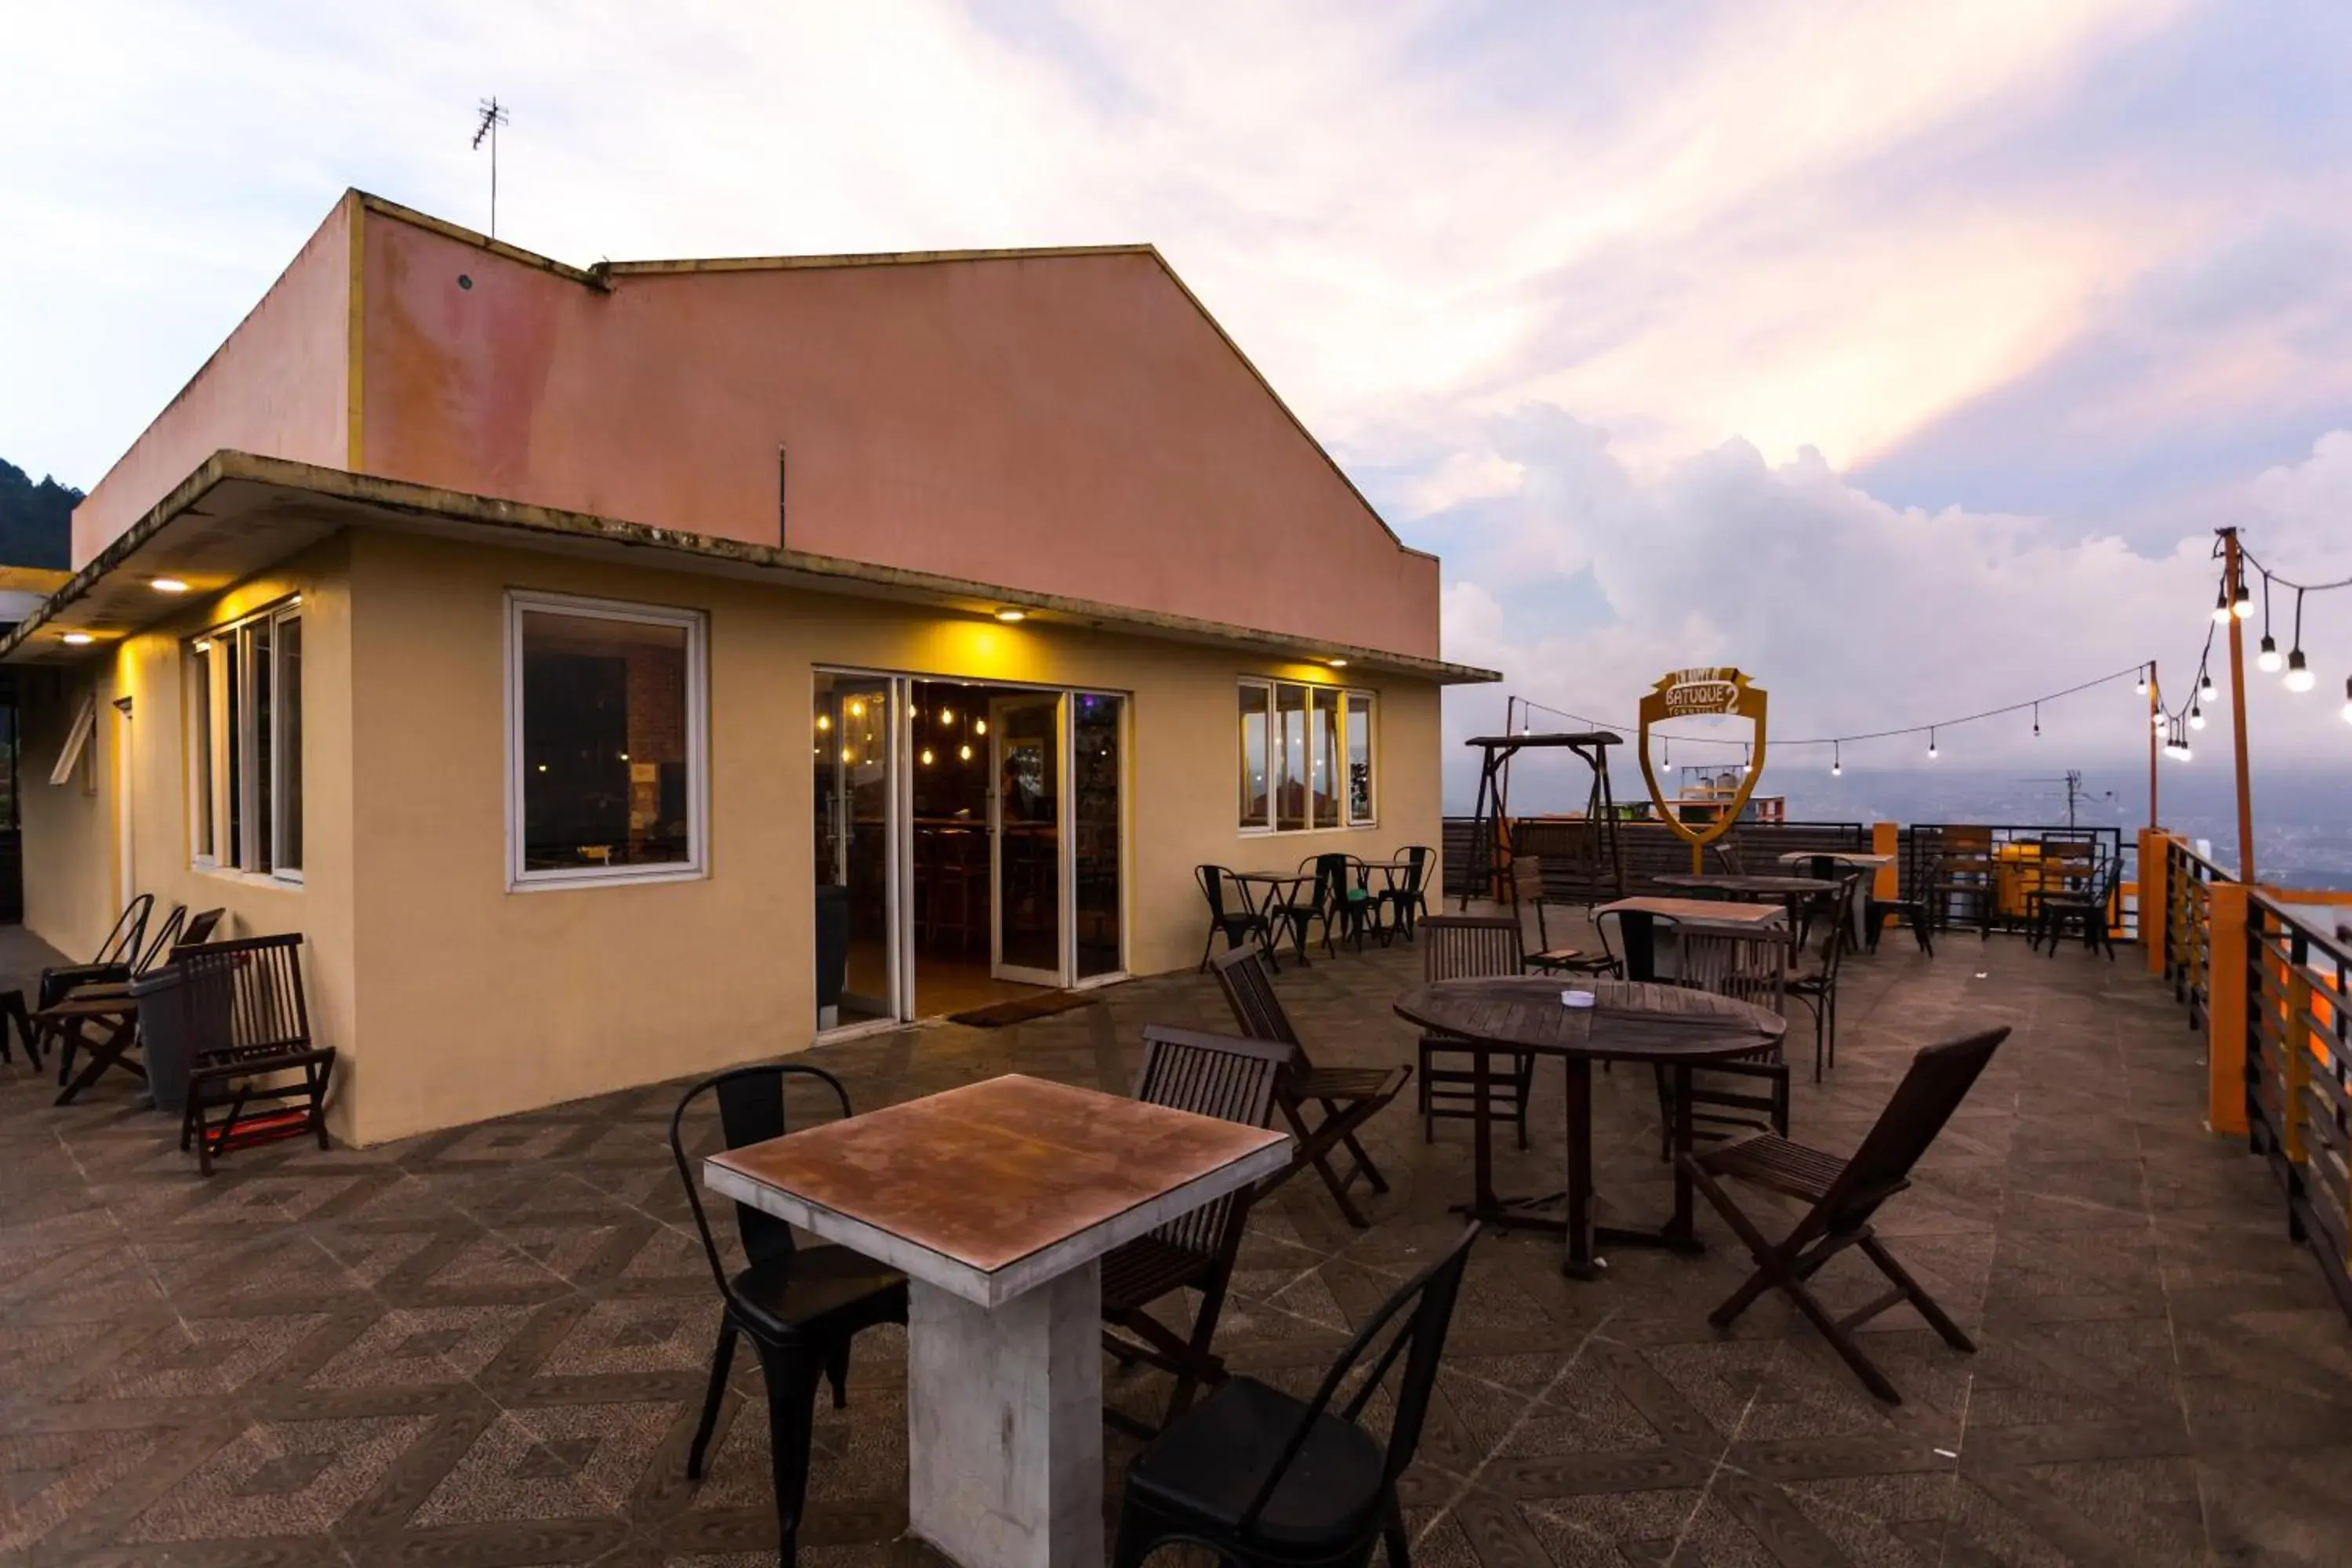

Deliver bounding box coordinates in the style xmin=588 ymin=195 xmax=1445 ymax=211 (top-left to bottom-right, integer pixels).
xmin=20 ymin=540 xmax=361 ymax=1138
xmin=340 ymin=529 xmax=1440 ymax=1145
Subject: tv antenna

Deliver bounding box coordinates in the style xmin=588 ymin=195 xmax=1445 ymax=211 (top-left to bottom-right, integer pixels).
xmin=471 ymin=97 xmax=510 ymax=238
xmin=2019 ymin=769 xmax=2114 ymax=830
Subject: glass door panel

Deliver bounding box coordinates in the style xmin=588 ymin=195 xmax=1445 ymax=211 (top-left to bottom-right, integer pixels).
xmin=815 ymin=674 xmax=898 ymax=1028
xmin=990 ymin=693 xmax=1064 ymax=984
xmin=1073 ymin=692 xmax=1123 ymax=979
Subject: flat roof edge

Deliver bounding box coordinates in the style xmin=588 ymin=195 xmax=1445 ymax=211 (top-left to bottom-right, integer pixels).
xmin=2 ymin=453 xmax=1501 ymax=685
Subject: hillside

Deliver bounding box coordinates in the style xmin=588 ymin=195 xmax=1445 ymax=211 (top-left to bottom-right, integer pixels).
xmin=0 ymin=459 xmax=78 ymax=569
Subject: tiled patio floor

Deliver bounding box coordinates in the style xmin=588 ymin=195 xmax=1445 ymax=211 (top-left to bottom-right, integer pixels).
xmin=2 ymin=916 xmax=2349 ymax=1566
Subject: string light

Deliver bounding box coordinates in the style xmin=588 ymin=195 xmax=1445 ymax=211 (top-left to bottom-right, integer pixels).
xmin=2212 ymin=586 xmax=2234 ymax=624
xmin=2198 ymin=670 xmax=2216 ymax=704
xmin=2189 ymin=704 xmax=2205 ymax=730
xmin=2032 ymin=701 xmax=2040 ymax=738
xmin=2134 ymin=665 xmax=2149 ymax=695
xmin=2258 ymin=633 xmax=2283 ymax=673
xmin=2231 ymin=580 xmax=2253 ymax=619
xmin=1927 ymin=727 xmax=1938 ymax=760
xmin=2284 ymin=588 xmax=2314 ymax=691
xmin=2342 ymin=677 xmax=2352 ymax=728
xmin=1831 ymin=741 xmax=1841 ymax=777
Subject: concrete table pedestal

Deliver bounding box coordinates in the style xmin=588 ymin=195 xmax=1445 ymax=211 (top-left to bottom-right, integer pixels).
xmin=907 ymin=1265 xmax=1103 ymax=1568
xmin=706 ymin=1073 xmax=1291 ymax=1568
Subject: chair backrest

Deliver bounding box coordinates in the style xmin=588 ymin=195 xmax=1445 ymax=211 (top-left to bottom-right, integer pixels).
xmin=2038 ymin=837 xmax=2096 ymax=892
xmin=1676 ymin=924 xmax=1788 ymax=1009
xmin=177 ymin=908 xmax=227 ymax=951
xmin=1196 ymin=864 xmax=1236 ymax=921
xmin=1708 ymin=840 xmax=1747 ymax=876
xmin=93 ymin=893 xmax=154 ymax=967
xmin=1809 ymin=875 xmax=1860 ymax=977
xmin=667 ymin=1063 xmax=858 ymax=1304
xmin=1299 ymin=852 xmax=1350 ymax=909
xmin=1239 ymin=1223 xmax=1481 ymax=1532
xmin=1395 ymin=845 xmax=1432 ymax=896
xmin=1420 ymin=914 xmax=1524 ymax=982
xmin=1813 ymin=1027 xmax=2009 ymax=1234
xmin=1940 ymin=826 xmax=1994 ymax=873
xmin=1210 ymin=942 xmax=1305 ymax=1058
xmin=175 ymin=934 xmax=311 ymax=1058
xmin=1134 ymin=1025 xmax=1288 ymax=1260
xmin=132 ymin=905 xmax=188 ymax=975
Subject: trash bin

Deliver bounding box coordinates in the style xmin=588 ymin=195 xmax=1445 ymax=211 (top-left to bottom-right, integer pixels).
xmin=130 ymin=963 xmax=200 ymax=1115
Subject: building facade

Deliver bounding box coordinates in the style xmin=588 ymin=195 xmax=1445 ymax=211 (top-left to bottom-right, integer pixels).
xmin=9 ymin=193 xmax=1492 ymax=1145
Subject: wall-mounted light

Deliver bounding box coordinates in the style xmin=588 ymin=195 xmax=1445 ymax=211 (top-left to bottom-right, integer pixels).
xmin=151 ymin=578 xmax=189 ymax=594
xmin=192 ymin=638 xmax=212 ymax=653
xmin=1327 ymin=658 xmax=1348 ymax=669
xmin=993 ymin=608 xmax=1026 ymax=623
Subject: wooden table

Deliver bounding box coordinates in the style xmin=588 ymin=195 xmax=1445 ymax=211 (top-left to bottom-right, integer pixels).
xmin=706 ymin=1074 xmax=1290 ymax=1568
xmin=1593 ymin=896 xmax=1786 ymax=982
xmin=1393 ymin=977 xmax=1784 ymax=1278
xmin=1653 ymin=872 xmax=1839 ymax=948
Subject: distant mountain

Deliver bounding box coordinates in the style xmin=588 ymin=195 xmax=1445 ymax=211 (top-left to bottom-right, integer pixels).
xmin=0 ymin=459 xmax=78 ymax=569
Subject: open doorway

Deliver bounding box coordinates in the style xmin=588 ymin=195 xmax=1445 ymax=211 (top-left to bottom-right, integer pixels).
xmin=811 ymin=670 xmax=1125 ymax=1033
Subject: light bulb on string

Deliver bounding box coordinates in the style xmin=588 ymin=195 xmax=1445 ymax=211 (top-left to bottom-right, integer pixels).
xmin=2231 ymin=580 xmax=2252 ymax=619
xmin=2032 ymin=701 xmax=2040 ymax=739
xmin=2285 ymin=589 xmax=2314 ymax=691
xmin=2134 ymin=665 xmax=2148 ymax=695
xmin=2199 ymin=670 xmax=2216 ymax=704
xmin=1831 ymin=741 xmax=1841 ymax=778
xmin=2258 ymin=635 xmax=2282 ymax=673
xmin=2341 ymin=677 xmax=2352 ymax=728
xmin=1926 ymin=727 xmax=1937 ymax=760
xmin=2189 ymin=704 xmax=2205 ymax=730
xmin=2212 ymin=586 xmax=2233 ymax=624
xmin=2153 ymin=710 xmax=2169 ymax=732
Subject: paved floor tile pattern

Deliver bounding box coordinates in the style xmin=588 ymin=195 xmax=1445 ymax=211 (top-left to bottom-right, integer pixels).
xmin=0 ymin=917 xmax=2347 ymax=1566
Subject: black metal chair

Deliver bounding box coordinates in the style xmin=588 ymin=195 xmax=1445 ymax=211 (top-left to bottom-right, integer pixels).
xmin=1213 ymin=942 xmax=1410 ymax=1229
xmin=2034 ymin=854 xmax=2122 ymax=960
xmin=164 ymin=934 xmax=337 ymax=1173
xmin=1414 ymin=915 xmax=1538 ymax=1148
xmin=39 ymin=906 xmax=228 ymax=1088
xmin=1787 ymin=875 xmax=1859 ymax=1080
xmin=1681 ymin=1028 xmax=2009 ymax=1404
xmin=36 ymin=892 xmax=154 ymax=1012
xmin=1380 ymin=846 xmax=1434 ymax=941
xmin=669 ymin=1065 xmax=909 ymax=1568
xmin=1866 ymin=851 xmax=1936 ymax=956
xmin=1112 ymin=1223 xmax=1480 ymax=1568
xmin=1104 ymin=1026 xmax=1289 ymax=1435
xmin=1198 ymin=864 xmax=1279 ymax=973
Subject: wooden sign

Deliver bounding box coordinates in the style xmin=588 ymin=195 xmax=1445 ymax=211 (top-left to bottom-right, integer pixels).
xmin=1636 ymin=667 xmax=1769 ymax=872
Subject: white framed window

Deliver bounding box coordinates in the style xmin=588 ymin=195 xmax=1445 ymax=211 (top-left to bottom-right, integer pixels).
xmin=185 ymin=599 xmax=303 ymax=879
xmin=506 ymin=590 xmax=708 ymax=890
xmin=1237 ymin=679 xmax=1375 ymax=833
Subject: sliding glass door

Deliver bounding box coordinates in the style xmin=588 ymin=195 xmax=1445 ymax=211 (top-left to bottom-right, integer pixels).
xmin=814 ymin=674 xmax=899 ymax=1029
xmin=989 ymin=693 xmax=1063 ymax=985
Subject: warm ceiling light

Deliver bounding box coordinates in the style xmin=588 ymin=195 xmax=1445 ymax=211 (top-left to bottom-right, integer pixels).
xmin=192 ymin=638 xmax=212 ymax=653
xmin=974 ymin=719 xmax=988 ymax=735
xmin=958 ymin=744 xmax=972 ymax=760
xmin=816 ymin=714 xmax=831 ymax=731
xmin=1327 ymin=658 xmax=1348 ymax=669
xmin=151 ymin=578 xmax=189 ymax=594
xmin=60 ymin=632 xmax=93 ymax=645
xmin=993 ymin=608 xmax=1026 ymax=622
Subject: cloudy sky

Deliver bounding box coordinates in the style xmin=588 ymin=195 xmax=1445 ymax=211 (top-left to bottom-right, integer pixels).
xmin=7 ymin=0 xmax=2350 ymax=783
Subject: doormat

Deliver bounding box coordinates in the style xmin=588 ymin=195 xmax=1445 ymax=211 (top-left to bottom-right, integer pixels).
xmin=947 ymin=990 xmax=1100 ymax=1028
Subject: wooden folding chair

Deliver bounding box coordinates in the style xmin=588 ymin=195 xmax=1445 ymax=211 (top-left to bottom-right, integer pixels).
xmin=1679 ymin=1026 xmax=2009 ymax=1403
xmin=1211 ymin=942 xmax=1410 ymax=1229
xmin=161 ymin=935 xmax=337 ymax=1174
xmin=1102 ymin=1026 xmax=1289 ymax=1435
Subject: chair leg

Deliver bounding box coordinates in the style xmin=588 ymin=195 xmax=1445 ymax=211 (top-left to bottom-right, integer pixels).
xmin=1382 ymin=1488 xmax=1413 ymax=1568
xmin=826 ymin=1343 xmax=851 ymax=1409
xmin=1416 ymin=1045 xmax=1435 ymax=1144
xmin=751 ymin=1335 xmax=827 ymax=1568
xmin=1859 ymin=1235 xmax=1975 ymax=1352
xmin=688 ymin=1316 xmax=739 ymax=1481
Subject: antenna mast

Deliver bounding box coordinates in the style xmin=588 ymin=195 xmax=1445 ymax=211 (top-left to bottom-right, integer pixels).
xmin=471 ymin=97 xmax=510 ymax=238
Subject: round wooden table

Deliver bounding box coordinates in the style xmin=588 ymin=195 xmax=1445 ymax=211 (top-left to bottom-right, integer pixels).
xmin=1392 ymin=976 xmax=1787 ymax=1278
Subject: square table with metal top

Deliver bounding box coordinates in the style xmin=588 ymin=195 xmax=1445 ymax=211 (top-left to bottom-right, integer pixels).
xmin=705 ymin=1073 xmax=1291 ymax=1568
xmin=1593 ymin=895 xmax=1787 ymax=982
xmin=1653 ymin=871 xmax=1842 ymax=950
xmin=1392 ymin=976 xmax=1786 ymax=1278
xmin=1776 ymin=850 xmax=1893 ymax=946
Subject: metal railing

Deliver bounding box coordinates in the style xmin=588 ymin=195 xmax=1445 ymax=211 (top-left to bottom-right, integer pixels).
xmin=1896 ymin=823 xmax=2134 ymax=941
xmin=2245 ymin=893 xmax=2352 ymax=1318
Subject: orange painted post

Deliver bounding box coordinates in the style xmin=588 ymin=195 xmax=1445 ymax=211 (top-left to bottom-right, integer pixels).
xmin=1871 ymin=822 xmax=1899 ymax=941
xmin=2140 ymin=828 xmax=2167 ymax=977
xmin=2206 ymin=881 xmax=2249 ymax=1136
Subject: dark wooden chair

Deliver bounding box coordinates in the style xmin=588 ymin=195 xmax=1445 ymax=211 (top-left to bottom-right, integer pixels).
xmin=1212 ymin=942 xmax=1410 ymax=1229
xmin=2034 ymin=854 xmax=2122 ymax=960
xmin=1657 ymin=923 xmax=1790 ymax=1160
xmin=669 ymin=1064 xmax=908 ymax=1568
xmin=1787 ymin=876 xmax=1859 ymax=1080
xmin=161 ymin=935 xmax=337 ymax=1174
xmin=1414 ymin=915 xmax=1538 ymax=1148
xmin=1104 ymin=1026 xmax=1289 ymax=1436
xmin=1197 ymin=864 xmax=1278 ymax=973
xmin=2027 ymin=836 xmax=2097 ymax=929
xmin=1112 ymin=1224 xmax=1480 ymax=1568
xmin=1380 ymin=845 xmax=1434 ymax=941
xmin=1681 ymin=1026 xmax=2009 ymax=1403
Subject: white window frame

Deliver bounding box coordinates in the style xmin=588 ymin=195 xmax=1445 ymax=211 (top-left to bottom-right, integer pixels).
xmin=1236 ymin=679 xmax=1377 ymax=834
xmin=506 ymin=589 xmax=710 ymax=892
xmin=185 ymin=598 xmax=304 ymax=882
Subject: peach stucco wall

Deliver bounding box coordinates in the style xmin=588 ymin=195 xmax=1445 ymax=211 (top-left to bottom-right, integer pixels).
xmin=360 ymin=215 xmax=1440 ymax=660
xmin=72 ymin=198 xmax=353 ymax=568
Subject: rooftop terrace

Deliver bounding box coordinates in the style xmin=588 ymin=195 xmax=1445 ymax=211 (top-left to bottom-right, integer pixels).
xmin=1 ymin=913 xmax=2347 ymax=1567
